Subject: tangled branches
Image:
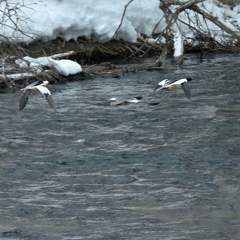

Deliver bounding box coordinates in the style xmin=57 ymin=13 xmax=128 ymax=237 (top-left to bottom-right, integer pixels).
xmin=119 ymin=0 xmax=240 ymax=62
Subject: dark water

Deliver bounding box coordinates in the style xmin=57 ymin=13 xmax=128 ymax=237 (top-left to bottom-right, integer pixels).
xmin=1 ymin=53 xmax=240 ymax=239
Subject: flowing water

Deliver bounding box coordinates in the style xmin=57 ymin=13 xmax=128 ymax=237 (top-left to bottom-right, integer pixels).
xmin=1 ymin=53 xmax=240 ymax=239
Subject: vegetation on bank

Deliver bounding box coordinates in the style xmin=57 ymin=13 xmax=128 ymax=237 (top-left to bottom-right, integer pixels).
xmin=0 ymin=0 xmax=240 ymax=90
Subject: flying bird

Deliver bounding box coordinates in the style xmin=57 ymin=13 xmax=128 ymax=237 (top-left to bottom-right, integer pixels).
xmin=19 ymin=80 xmax=56 ymax=111
xmin=154 ymin=77 xmax=193 ymax=99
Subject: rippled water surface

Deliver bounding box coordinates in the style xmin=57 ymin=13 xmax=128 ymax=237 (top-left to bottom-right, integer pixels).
xmin=1 ymin=53 xmax=240 ymax=239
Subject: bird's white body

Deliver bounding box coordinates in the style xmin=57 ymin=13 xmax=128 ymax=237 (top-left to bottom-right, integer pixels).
xmin=110 ymin=96 xmax=143 ymax=106
xmin=128 ymin=98 xmax=141 ymax=103
xmin=154 ymin=78 xmax=193 ymax=99
xmin=19 ymin=80 xmax=56 ymax=111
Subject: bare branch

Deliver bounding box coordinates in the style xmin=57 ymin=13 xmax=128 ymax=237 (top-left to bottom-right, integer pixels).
xmin=151 ymin=15 xmax=166 ymax=36
xmin=177 ymin=0 xmax=205 ymax=12
xmin=111 ymin=0 xmax=134 ymax=40
xmin=124 ymin=10 xmax=177 ymax=61
xmin=189 ymin=5 xmax=240 ymax=41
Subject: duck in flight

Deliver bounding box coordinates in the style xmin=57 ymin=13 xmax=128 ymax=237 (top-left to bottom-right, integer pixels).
xmin=154 ymin=77 xmax=193 ymax=99
xmin=19 ymin=80 xmax=56 ymax=111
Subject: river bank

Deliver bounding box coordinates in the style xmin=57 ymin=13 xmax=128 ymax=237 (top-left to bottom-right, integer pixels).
xmin=0 ymin=37 xmax=240 ymax=91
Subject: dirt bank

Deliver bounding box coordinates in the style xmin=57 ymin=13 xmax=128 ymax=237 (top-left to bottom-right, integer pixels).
xmin=0 ymin=36 xmax=239 ymax=91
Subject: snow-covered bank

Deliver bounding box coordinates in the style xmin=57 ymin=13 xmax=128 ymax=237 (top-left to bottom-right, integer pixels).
xmin=1 ymin=0 xmax=240 ymax=46
xmin=0 ymin=51 xmax=83 ymax=86
xmin=16 ymin=55 xmax=82 ymax=76
xmin=1 ymin=0 xmax=240 ymax=89
xmin=1 ymin=0 xmax=164 ymax=44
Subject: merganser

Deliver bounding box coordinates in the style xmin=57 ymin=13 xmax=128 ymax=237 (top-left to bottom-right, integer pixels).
xmin=110 ymin=96 xmax=143 ymax=106
xmin=19 ymin=80 xmax=56 ymax=111
xmin=154 ymin=77 xmax=193 ymax=99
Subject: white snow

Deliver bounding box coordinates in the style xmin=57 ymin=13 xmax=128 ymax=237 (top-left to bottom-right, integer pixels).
xmin=1 ymin=0 xmax=164 ymax=44
xmin=15 ymin=55 xmax=82 ymax=76
xmin=1 ymin=0 xmax=240 ymax=67
xmin=48 ymin=59 xmax=82 ymax=76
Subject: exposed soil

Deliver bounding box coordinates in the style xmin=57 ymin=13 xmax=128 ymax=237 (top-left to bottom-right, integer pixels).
xmin=0 ymin=37 xmax=168 ymax=90
xmin=0 ymin=36 xmax=240 ymax=91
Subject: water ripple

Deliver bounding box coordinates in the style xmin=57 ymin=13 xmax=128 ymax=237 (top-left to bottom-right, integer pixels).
xmin=0 ymin=53 xmax=240 ymax=239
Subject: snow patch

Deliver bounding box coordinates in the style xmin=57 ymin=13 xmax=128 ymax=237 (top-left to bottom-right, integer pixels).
xmin=15 ymin=56 xmax=82 ymax=76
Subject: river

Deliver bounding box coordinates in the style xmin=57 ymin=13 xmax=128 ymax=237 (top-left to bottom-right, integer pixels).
xmin=0 ymin=53 xmax=240 ymax=239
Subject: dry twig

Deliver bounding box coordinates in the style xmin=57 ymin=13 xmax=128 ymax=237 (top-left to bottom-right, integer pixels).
xmin=111 ymin=0 xmax=134 ymax=40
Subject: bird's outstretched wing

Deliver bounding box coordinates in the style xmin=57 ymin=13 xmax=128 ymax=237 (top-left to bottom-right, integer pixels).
xmin=154 ymin=79 xmax=169 ymax=92
xmin=19 ymin=91 xmax=31 ymax=111
xmin=22 ymin=81 xmax=41 ymax=90
xmin=181 ymin=82 xmax=191 ymax=99
xmin=35 ymin=85 xmax=56 ymax=111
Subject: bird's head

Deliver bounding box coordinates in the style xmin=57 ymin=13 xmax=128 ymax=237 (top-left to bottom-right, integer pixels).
xmin=48 ymin=80 xmax=56 ymax=85
xmin=186 ymin=77 xmax=193 ymax=82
